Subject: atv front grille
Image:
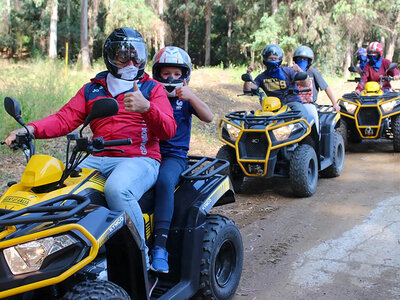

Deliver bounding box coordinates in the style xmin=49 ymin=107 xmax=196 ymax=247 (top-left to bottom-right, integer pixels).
xmin=357 ymin=107 xmax=380 ymax=126
xmin=238 ymin=132 xmax=268 ymax=159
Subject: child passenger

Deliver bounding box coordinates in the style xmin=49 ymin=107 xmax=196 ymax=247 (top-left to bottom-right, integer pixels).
xmin=150 ymin=46 xmax=214 ymax=273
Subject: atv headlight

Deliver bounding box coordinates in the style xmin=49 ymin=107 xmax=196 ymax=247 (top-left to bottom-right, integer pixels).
xmin=342 ymin=101 xmax=357 ymax=115
xmin=3 ymin=234 xmax=77 ymax=275
xmin=272 ymin=122 xmax=303 ymax=141
xmin=222 ymin=122 xmax=241 ymax=143
xmin=381 ymin=99 xmax=400 ymax=114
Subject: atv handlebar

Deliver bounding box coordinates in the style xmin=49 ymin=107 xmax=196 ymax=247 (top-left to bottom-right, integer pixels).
xmin=92 ymin=137 xmax=132 ymax=149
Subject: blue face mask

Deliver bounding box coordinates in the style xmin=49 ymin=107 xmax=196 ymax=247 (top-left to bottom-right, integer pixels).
xmin=294 ymin=59 xmax=308 ymax=72
xmin=368 ymin=55 xmax=382 ymax=72
xmin=358 ymin=55 xmax=367 ymax=63
xmin=265 ymin=60 xmax=285 ymax=80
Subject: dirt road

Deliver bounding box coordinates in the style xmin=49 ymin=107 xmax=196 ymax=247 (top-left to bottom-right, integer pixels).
xmin=212 ymin=140 xmax=400 ymax=300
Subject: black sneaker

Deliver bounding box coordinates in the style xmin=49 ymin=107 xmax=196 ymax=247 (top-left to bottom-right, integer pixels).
xmin=148 ymin=271 xmax=159 ymax=297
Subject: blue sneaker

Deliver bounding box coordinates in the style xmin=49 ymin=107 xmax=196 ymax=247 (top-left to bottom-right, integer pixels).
xmin=151 ymin=246 xmax=169 ymax=273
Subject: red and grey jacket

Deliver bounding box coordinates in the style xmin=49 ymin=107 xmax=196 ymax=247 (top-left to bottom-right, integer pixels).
xmin=356 ymin=58 xmax=400 ymax=92
xmin=29 ymin=71 xmax=176 ymax=162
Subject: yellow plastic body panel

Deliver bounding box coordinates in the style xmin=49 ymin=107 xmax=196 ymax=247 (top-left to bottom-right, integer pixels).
xmin=255 ymin=104 xmax=289 ymax=116
xmin=261 ymin=96 xmax=281 ymax=112
xmin=20 ymin=154 xmax=65 ymax=187
xmin=0 ymin=168 xmax=105 ymax=210
xmin=361 ymin=81 xmax=383 ymax=96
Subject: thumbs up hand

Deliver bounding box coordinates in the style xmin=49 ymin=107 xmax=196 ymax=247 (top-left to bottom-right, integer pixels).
xmin=124 ymin=80 xmax=150 ymax=113
xmin=176 ymin=79 xmax=194 ymax=101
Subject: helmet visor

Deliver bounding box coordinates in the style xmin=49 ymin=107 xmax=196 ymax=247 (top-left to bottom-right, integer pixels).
xmin=106 ymin=40 xmax=147 ymax=69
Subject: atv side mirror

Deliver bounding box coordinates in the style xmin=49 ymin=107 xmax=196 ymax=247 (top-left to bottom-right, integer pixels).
xmin=241 ymin=73 xmax=254 ymax=82
xmin=386 ymin=62 xmax=398 ymax=74
xmin=348 ymin=66 xmax=358 ymax=73
xmin=80 ymin=98 xmax=119 ymax=135
xmin=294 ymin=72 xmax=307 ymax=81
xmin=4 ymin=97 xmax=26 ymax=126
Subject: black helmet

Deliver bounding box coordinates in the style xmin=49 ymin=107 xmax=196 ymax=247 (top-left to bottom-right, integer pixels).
xmin=103 ymin=28 xmax=148 ymax=81
xmin=262 ymin=44 xmax=284 ymax=66
xmin=152 ymin=46 xmax=192 ymax=97
xmin=293 ymin=45 xmax=314 ymax=69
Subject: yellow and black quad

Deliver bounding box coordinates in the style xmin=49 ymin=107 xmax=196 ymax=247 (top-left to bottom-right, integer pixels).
xmin=338 ymin=63 xmax=400 ymax=151
xmin=216 ymin=73 xmax=344 ymax=197
xmin=0 ymin=97 xmax=243 ymax=300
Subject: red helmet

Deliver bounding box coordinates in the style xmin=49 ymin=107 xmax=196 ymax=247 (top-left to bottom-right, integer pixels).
xmin=367 ymin=42 xmax=383 ymax=57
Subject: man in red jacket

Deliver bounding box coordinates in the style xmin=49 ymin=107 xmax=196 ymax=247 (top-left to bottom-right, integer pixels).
xmin=5 ymin=28 xmax=176 ymax=279
xmin=355 ymin=42 xmax=399 ymax=94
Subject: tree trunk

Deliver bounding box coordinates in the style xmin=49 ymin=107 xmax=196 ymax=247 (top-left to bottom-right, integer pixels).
xmin=343 ymin=32 xmax=352 ymax=78
xmin=184 ymin=0 xmax=190 ymax=52
xmin=385 ymin=13 xmax=400 ymax=61
xmin=159 ymin=0 xmax=165 ymax=49
xmin=271 ymin=0 xmax=278 ymax=15
xmin=288 ymin=0 xmax=293 ymax=36
xmin=380 ymin=36 xmax=385 ymax=49
xmin=226 ymin=3 xmax=232 ymax=67
xmin=204 ymin=0 xmax=211 ymax=66
xmin=67 ymin=0 xmax=71 ymax=44
xmin=357 ymin=34 xmax=364 ymax=48
xmin=48 ymin=1 xmax=58 ymax=59
xmin=6 ymin=0 xmax=11 ymax=34
xmin=80 ymin=0 xmax=91 ymax=69
xmin=386 ymin=33 xmax=396 ymax=61
xmin=88 ymin=0 xmax=99 ymax=58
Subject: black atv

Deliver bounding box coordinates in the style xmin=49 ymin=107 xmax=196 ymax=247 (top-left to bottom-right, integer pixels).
xmin=338 ymin=63 xmax=400 ymax=151
xmin=216 ymin=73 xmax=345 ymax=197
xmin=0 ymin=97 xmax=243 ymax=299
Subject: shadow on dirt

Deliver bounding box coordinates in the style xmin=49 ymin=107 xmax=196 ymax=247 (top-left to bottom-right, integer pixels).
xmin=347 ymin=139 xmax=394 ymax=153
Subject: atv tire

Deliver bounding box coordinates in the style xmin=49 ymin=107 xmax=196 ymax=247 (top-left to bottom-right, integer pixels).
xmin=216 ymin=145 xmax=245 ymax=193
xmin=64 ymin=279 xmax=130 ymax=300
xmin=197 ymin=214 xmax=243 ymax=300
xmin=336 ymin=120 xmax=348 ymax=150
xmin=289 ymin=144 xmax=318 ymax=197
xmin=392 ymin=115 xmax=400 ymax=152
xmin=320 ymin=132 xmax=345 ymax=178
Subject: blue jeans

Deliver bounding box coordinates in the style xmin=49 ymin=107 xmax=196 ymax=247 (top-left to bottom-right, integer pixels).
xmin=154 ymin=156 xmax=188 ymax=232
xmin=287 ymin=101 xmax=308 ymax=120
xmin=79 ymin=155 xmax=160 ymax=269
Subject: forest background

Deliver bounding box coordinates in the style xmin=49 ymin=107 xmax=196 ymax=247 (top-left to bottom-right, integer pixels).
xmin=1 ymin=0 xmax=400 ymax=77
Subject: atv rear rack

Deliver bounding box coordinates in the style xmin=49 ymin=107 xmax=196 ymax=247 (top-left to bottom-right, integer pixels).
xmin=0 ymin=194 xmax=89 ymax=226
xmin=181 ymin=156 xmax=229 ymax=180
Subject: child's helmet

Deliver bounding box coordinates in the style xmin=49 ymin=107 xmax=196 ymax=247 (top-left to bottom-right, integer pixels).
xmin=152 ymin=46 xmax=192 ymax=96
xmin=367 ymin=42 xmax=384 ymax=57
xmin=293 ymin=45 xmax=314 ymax=70
xmin=103 ymin=28 xmax=147 ymax=80
xmin=262 ymin=44 xmax=283 ymax=66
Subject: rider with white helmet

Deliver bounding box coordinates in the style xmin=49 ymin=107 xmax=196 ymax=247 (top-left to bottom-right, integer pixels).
xmin=151 ymin=46 xmax=214 ymax=274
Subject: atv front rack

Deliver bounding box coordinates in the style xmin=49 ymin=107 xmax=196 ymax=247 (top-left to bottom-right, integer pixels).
xmin=181 ymin=156 xmax=229 ymax=180
xmin=225 ymin=110 xmax=303 ymax=126
xmin=0 ymin=194 xmax=89 ymax=226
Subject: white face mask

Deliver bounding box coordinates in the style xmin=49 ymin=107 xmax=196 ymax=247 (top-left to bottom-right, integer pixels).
xmin=117 ymin=65 xmax=139 ymax=80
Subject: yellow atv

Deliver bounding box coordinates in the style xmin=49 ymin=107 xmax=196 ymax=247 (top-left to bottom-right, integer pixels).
xmin=338 ymin=63 xmax=400 ymax=151
xmin=0 ymin=97 xmax=243 ymax=299
xmin=216 ymin=73 xmax=344 ymax=197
